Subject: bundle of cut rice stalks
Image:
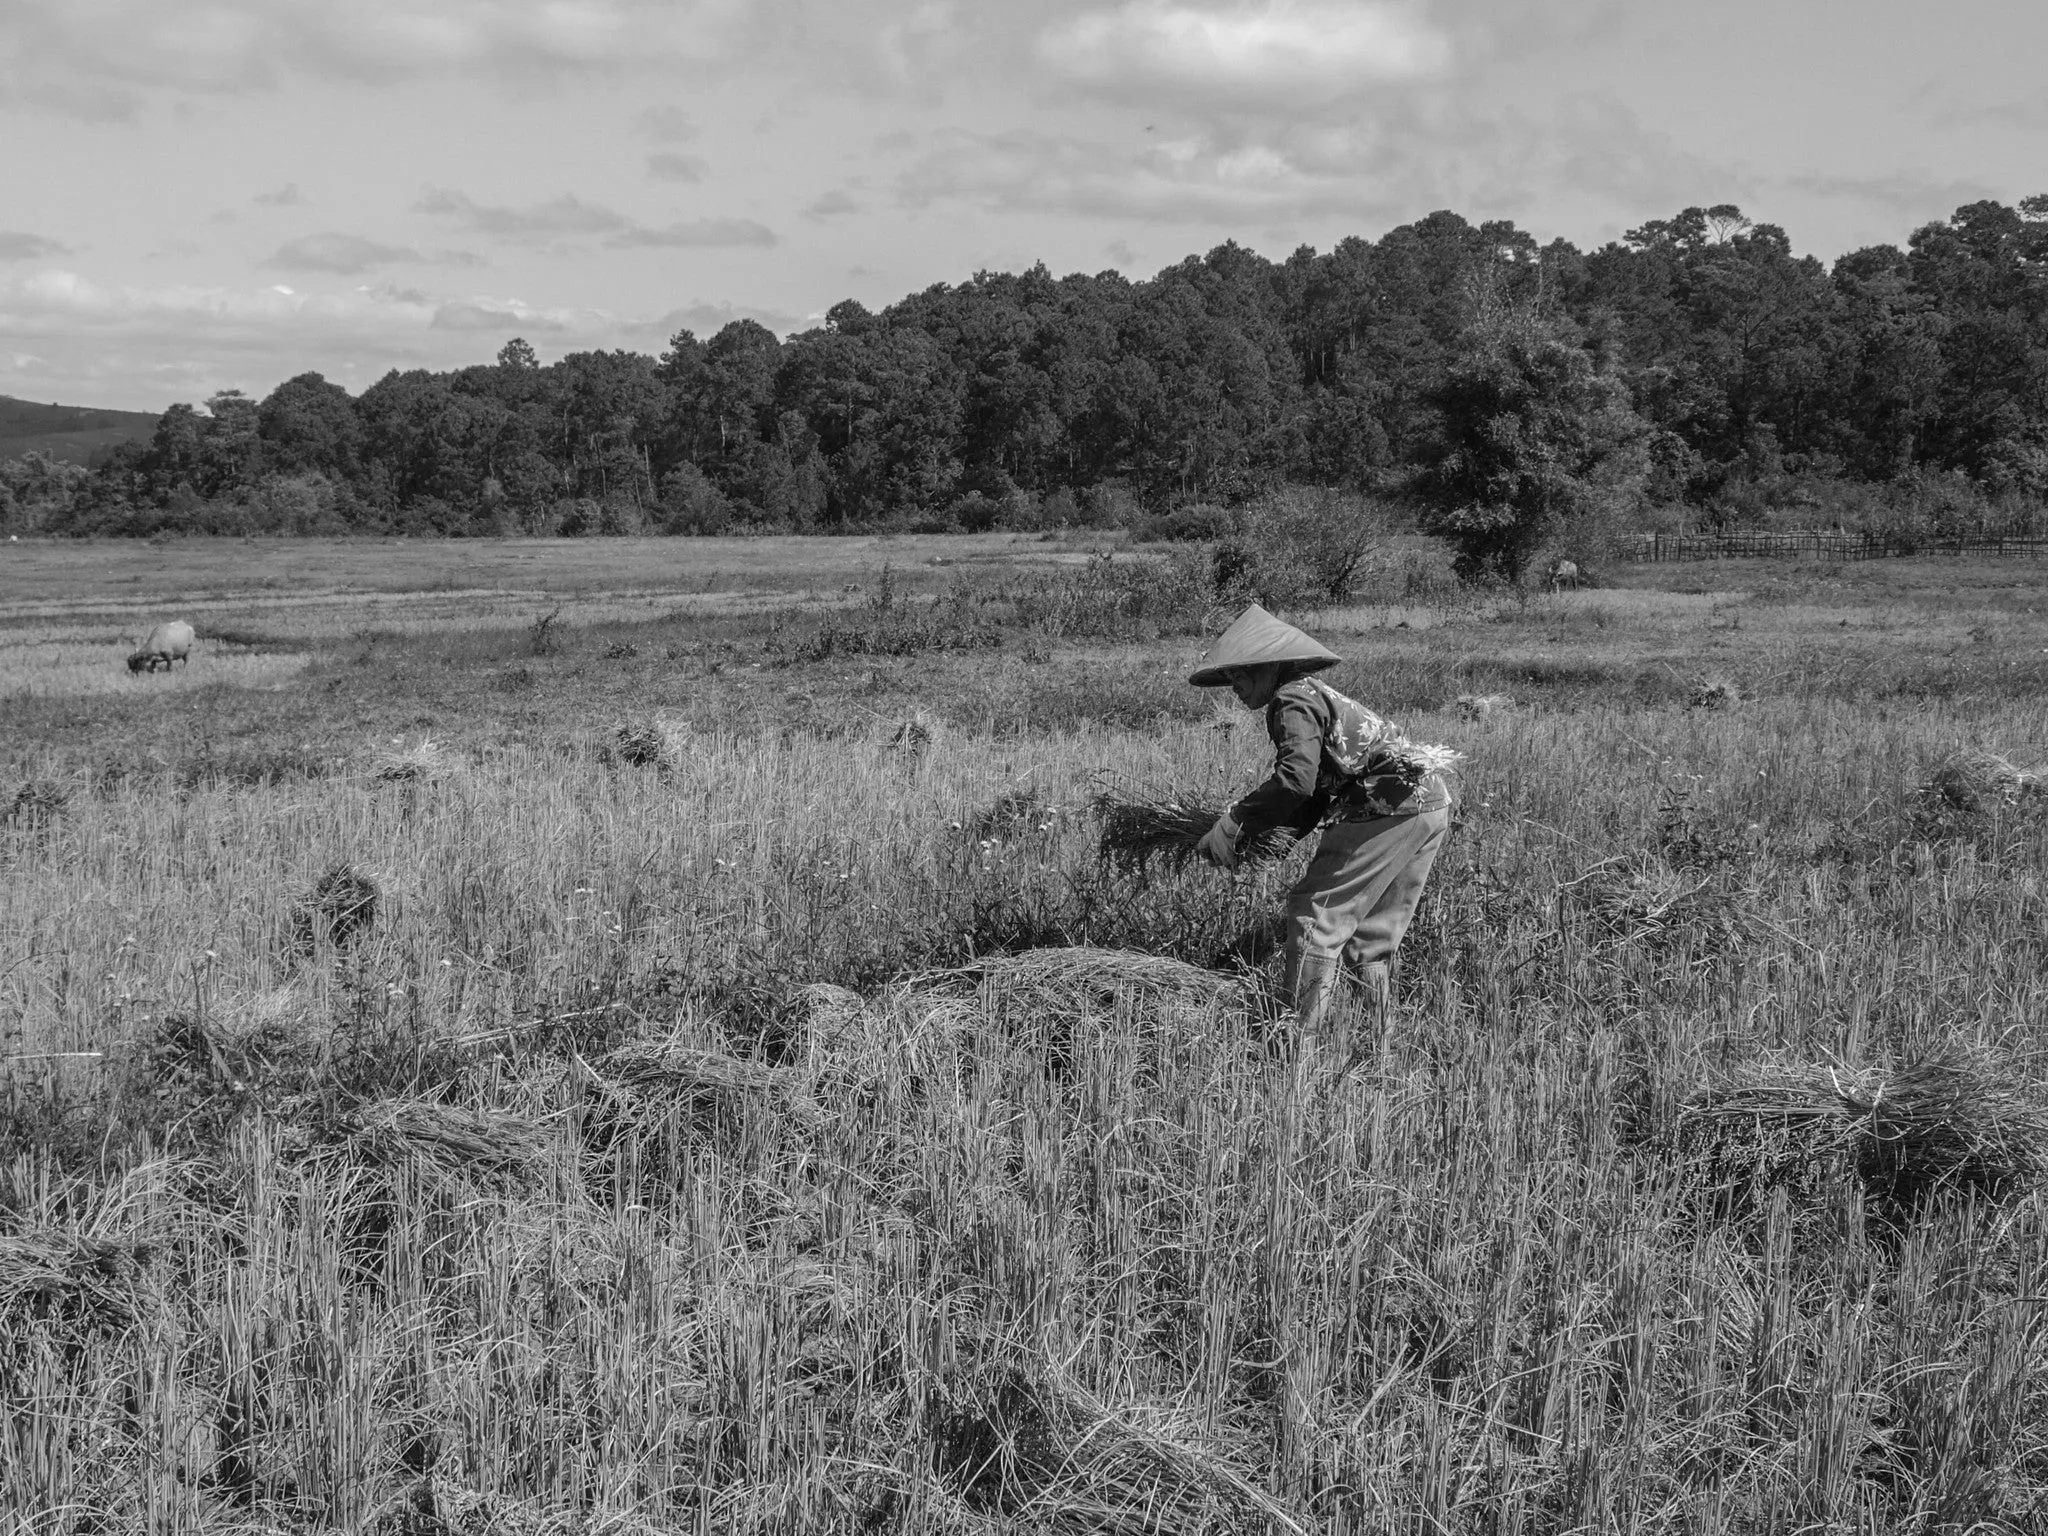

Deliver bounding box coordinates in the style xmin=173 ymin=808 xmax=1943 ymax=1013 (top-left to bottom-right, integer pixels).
xmin=606 ymin=713 xmax=693 ymax=773
xmin=592 ymin=1034 xmax=819 ymax=1129
xmin=1093 ymin=783 xmax=1296 ymax=872
xmin=372 ymin=737 xmax=451 ymax=784
xmin=0 ymin=1228 xmax=157 ymax=1335
xmin=1917 ymin=748 xmax=2046 ymax=818
xmin=934 ymin=1364 xmax=1307 ymax=1536
xmin=1673 ymin=1047 xmax=2048 ymax=1217
xmin=334 ymin=1098 xmax=552 ymax=1184
xmin=1557 ymin=853 xmax=1757 ymax=962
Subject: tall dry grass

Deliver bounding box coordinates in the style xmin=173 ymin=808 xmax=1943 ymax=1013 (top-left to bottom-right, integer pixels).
xmin=4 ymin=556 xmax=2048 ymax=1532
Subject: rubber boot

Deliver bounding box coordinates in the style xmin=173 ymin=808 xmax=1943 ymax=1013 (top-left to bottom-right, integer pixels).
xmin=1284 ymin=948 xmax=1342 ymax=1038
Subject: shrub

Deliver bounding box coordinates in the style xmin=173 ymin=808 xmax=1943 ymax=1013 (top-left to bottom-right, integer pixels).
xmin=1210 ymin=487 xmax=1394 ymax=607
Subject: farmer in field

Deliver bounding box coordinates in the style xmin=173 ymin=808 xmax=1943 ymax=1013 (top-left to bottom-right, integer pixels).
xmin=1191 ymin=604 xmax=1455 ymax=1035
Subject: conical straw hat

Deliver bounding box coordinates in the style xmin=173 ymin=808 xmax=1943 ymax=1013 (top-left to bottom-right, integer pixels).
xmin=1188 ymin=603 xmax=1342 ymax=686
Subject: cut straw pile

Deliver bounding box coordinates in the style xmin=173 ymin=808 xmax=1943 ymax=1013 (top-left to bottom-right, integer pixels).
xmin=592 ymin=1034 xmax=818 ymax=1128
xmin=1918 ymin=748 xmax=2046 ymax=816
xmin=955 ymin=946 xmax=1248 ymax=1014
xmin=1557 ymin=853 xmax=1756 ymax=961
xmin=607 ymin=714 xmax=693 ymax=773
xmin=0 ymin=1228 xmax=156 ymax=1335
xmin=372 ymin=737 xmax=451 ymax=784
xmin=1674 ymin=1047 xmax=2048 ymax=1214
xmin=935 ymin=1364 xmax=1305 ymax=1536
xmin=335 ymin=1098 xmax=551 ymax=1183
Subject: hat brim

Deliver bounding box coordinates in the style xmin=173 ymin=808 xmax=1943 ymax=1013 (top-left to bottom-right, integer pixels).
xmin=1188 ymin=654 xmax=1338 ymax=688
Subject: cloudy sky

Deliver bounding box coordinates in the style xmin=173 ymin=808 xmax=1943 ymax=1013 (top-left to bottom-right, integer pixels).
xmin=2 ymin=0 xmax=2043 ymax=410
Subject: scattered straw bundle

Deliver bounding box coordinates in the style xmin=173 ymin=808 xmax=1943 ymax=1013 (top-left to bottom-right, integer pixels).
xmin=1674 ymin=1047 xmax=2048 ymax=1214
xmin=936 ymin=1366 xmax=1305 ymax=1536
xmin=594 ymin=1035 xmax=818 ymax=1127
xmin=290 ymin=860 xmax=379 ymax=953
xmin=1093 ymin=785 xmax=1296 ymax=872
xmin=373 ymin=737 xmax=451 ymax=784
xmin=609 ymin=714 xmax=693 ymax=772
xmin=4 ymin=777 xmax=69 ymax=833
xmin=1456 ymin=692 xmax=1515 ymax=721
xmin=337 ymin=1099 xmax=551 ymax=1182
xmin=1557 ymin=854 xmax=1755 ymax=962
xmin=962 ymin=946 xmax=1245 ymax=1010
xmin=889 ymin=710 xmax=938 ymax=755
xmin=1918 ymin=748 xmax=2046 ymax=817
xmin=1687 ymin=676 xmax=1744 ymax=711
xmin=0 ymin=1229 xmax=156 ymax=1334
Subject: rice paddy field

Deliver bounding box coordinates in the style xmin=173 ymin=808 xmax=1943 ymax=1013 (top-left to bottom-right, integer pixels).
xmin=4 ymin=534 xmax=2048 ymax=1534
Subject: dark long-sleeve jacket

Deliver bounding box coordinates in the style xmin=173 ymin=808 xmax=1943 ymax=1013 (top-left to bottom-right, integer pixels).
xmin=1228 ymin=678 xmax=1452 ymax=839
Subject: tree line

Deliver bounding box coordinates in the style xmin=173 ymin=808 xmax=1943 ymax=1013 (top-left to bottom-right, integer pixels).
xmin=4 ymin=197 xmax=2044 ymax=577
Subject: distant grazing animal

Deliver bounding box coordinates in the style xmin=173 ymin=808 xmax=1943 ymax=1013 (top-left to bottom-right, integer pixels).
xmin=1547 ymin=559 xmax=1582 ymax=594
xmin=127 ymin=620 xmax=195 ymax=674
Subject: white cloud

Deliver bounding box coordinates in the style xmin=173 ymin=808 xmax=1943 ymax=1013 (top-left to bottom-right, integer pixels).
xmin=646 ymin=152 xmax=709 ymax=183
xmin=253 ymin=183 xmax=306 ymax=206
xmin=0 ymin=0 xmax=758 ymax=114
xmin=0 ymin=265 xmax=719 ymax=405
xmin=607 ymin=219 xmax=776 ymax=249
xmin=265 ymin=232 xmax=426 ymax=274
xmin=802 ymin=191 xmax=863 ymax=222
xmin=1035 ymin=1 xmax=1451 ymax=108
xmin=0 ymin=231 xmax=72 ymax=260
xmin=416 ymin=188 xmax=629 ymax=240
xmin=418 ymin=187 xmax=772 ymax=250
xmin=632 ymin=104 xmax=699 ymax=142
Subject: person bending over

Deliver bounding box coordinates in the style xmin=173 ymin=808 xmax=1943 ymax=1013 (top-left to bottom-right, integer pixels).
xmin=1190 ymin=604 xmax=1454 ymax=1034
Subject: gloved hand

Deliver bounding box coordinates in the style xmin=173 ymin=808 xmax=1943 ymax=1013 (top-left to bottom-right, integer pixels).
xmin=1195 ymin=813 xmax=1241 ymax=870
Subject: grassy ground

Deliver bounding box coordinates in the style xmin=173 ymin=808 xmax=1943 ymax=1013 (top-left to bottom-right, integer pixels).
xmin=4 ymin=541 xmax=2048 ymax=1533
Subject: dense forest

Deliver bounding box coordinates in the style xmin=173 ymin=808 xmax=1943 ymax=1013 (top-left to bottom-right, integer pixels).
xmin=5 ymin=197 xmax=2045 ymax=568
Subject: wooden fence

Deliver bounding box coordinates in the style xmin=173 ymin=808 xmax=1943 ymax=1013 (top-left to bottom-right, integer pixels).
xmin=1628 ymin=531 xmax=2048 ymax=563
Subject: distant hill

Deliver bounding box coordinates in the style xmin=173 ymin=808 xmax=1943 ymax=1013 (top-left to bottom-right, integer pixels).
xmin=0 ymin=395 xmax=162 ymax=465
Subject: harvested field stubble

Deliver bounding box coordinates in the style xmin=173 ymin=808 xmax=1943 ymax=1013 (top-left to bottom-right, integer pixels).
xmin=5 ymin=551 xmax=2048 ymax=1532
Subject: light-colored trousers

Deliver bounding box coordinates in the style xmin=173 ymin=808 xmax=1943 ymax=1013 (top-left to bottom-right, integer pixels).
xmin=1282 ymin=806 xmax=1450 ymax=1025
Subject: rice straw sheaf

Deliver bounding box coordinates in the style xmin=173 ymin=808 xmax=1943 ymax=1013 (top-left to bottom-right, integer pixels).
xmin=0 ymin=1228 xmax=156 ymax=1335
xmin=1674 ymin=1047 xmax=2048 ymax=1215
xmin=593 ymin=1034 xmax=819 ymax=1128
xmin=1092 ymin=783 xmax=1296 ymax=872
xmin=336 ymin=1098 xmax=551 ymax=1182
xmin=607 ymin=713 xmax=693 ymax=773
xmin=1557 ymin=853 xmax=1757 ymax=961
xmin=1917 ymin=748 xmax=2047 ymax=816
xmin=935 ymin=1364 xmax=1307 ymax=1536
xmin=372 ymin=737 xmax=451 ymax=784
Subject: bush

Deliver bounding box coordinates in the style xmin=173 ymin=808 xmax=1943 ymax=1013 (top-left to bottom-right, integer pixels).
xmin=1209 ymin=487 xmax=1394 ymax=607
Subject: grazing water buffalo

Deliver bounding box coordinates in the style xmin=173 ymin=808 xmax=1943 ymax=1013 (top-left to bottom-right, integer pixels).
xmin=127 ymin=620 xmax=195 ymax=674
xmin=1547 ymin=559 xmax=1582 ymax=594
